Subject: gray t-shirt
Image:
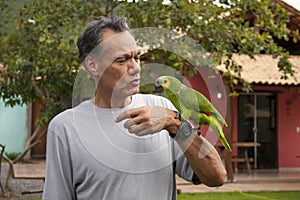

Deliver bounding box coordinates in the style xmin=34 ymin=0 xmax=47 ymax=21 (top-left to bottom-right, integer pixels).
xmin=43 ymin=94 xmax=199 ymax=200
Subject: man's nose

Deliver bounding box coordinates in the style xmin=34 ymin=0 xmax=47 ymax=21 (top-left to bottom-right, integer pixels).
xmin=128 ymin=58 xmax=141 ymax=75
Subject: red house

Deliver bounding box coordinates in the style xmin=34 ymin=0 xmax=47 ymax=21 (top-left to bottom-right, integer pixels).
xmin=187 ymin=0 xmax=300 ymax=176
xmin=224 ymin=54 xmax=299 ymax=171
xmin=184 ymin=54 xmax=299 ymax=184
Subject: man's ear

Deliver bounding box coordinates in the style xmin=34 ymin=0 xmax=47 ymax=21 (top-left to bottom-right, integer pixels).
xmin=84 ymin=57 xmax=100 ymax=77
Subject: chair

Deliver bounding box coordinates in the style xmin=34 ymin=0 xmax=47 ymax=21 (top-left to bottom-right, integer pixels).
xmin=0 ymin=144 xmax=7 ymax=197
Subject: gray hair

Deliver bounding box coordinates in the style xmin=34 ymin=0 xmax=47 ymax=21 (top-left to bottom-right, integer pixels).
xmin=77 ymin=16 xmax=130 ymax=63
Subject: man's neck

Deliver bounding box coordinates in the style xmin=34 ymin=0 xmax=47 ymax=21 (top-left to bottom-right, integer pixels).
xmin=92 ymin=94 xmax=132 ymax=108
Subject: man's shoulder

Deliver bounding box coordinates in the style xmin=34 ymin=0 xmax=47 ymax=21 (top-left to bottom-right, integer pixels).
xmin=134 ymin=93 xmax=174 ymax=108
xmin=48 ymin=108 xmax=74 ymax=130
xmin=134 ymin=93 xmax=167 ymax=102
xmin=48 ymin=101 xmax=90 ymax=130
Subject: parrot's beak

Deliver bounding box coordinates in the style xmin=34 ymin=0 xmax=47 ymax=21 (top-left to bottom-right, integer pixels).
xmin=154 ymin=79 xmax=164 ymax=93
xmin=154 ymin=85 xmax=163 ymax=93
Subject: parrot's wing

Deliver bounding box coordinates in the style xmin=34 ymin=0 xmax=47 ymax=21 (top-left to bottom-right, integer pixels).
xmin=161 ymin=91 xmax=194 ymax=120
xmin=180 ymin=86 xmax=228 ymax=127
xmin=160 ymin=88 xmax=232 ymax=151
xmin=196 ymin=91 xmax=228 ymax=127
xmin=161 ymin=90 xmax=182 ymax=112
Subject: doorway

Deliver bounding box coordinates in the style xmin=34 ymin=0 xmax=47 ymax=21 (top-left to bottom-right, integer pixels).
xmin=238 ymin=93 xmax=278 ymax=169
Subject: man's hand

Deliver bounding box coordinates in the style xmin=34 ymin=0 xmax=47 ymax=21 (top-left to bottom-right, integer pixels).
xmin=115 ymin=106 xmax=180 ymax=136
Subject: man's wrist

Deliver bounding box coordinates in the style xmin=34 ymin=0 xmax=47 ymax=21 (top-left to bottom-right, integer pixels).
xmin=167 ymin=111 xmax=181 ymax=138
xmin=173 ymin=119 xmax=193 ymax=140
xmin=168 ymin=111 xmax=193 ymax=140
xmin=167 ymin=111 xmax=201 ymax=139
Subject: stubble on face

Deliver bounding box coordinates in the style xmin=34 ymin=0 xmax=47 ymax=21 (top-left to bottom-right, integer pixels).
xmin=94 ymin=29 xmax=141 ymax=108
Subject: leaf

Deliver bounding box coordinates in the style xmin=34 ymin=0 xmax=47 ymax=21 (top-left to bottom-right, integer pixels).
xmin=0 ymin=0 xmax=296 ymax=122
xmin=39 ymin=35 xmax=46 ymax=42
xmin=241 ymin=39 xmax=247 ymax=44
xmin=293 ymin=37 xmax=297 ymax=43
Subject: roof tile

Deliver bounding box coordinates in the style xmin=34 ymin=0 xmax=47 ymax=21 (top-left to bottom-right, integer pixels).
xmin=218 ymin=54 xmax=300 ymax=85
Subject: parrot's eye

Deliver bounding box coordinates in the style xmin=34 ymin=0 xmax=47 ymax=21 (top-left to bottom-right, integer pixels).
xmin=163 ymin=80 xmax=168 ymax=84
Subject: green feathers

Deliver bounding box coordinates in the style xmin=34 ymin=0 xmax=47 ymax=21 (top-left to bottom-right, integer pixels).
xmin=155 ymin=76 xmax=231 ymax=151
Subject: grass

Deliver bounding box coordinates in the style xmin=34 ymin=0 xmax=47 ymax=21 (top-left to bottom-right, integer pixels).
xmin=14 ymin=191 xmax=300 ymax=200
xmin=178 ymin=191 xmax=300 ymax=200
xmin=5 ymin=151 xmax=21 ymax=160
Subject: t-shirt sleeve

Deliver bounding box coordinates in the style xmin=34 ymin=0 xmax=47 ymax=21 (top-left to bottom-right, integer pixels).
xmin=42 ymin=128 xmax=76 ymax=200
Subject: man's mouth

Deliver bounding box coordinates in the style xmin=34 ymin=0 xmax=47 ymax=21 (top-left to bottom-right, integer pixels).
xmin=130 ymin=79 xmax=140 ymax=86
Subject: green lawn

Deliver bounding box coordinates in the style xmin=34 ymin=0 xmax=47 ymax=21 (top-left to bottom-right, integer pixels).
xmin=178 ymin=191 xmax=300 ymax=200
xmin=23 ymin=191 xmax=300 ymax=200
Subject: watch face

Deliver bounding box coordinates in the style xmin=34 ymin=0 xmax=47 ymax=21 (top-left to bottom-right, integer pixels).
xmin=181 ymin=121 xmax=192 ymax=137
xmin=182 ymin=122 xmax=192 ymax=136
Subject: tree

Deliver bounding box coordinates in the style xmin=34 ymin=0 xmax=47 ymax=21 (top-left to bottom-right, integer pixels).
xmin=0 ymin=0 xmax=298 ymax=180
xmin=119 ymin=0 xmax=298 ymax=88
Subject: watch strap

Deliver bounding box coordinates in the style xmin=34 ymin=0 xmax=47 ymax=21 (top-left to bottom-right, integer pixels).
xmin=169 ymin=111 xmax=181 ymax=138
xmin=168 ymin=111 xmax=201 ymax=139
xmin=175 ymin=119 xmax=193 ymax=140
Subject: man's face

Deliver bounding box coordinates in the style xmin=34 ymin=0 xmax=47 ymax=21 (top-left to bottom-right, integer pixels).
xmin=96 ymin=29 xmax=141 ymax=99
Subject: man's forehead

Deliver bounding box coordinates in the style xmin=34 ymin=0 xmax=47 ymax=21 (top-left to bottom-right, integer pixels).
xmin=102 ymin=29 xmax=132 ymax=40
xmin=102 ymin=30 xmax=138 ymax=51
xmin=87 ymin=29 xmax=142 ymax=63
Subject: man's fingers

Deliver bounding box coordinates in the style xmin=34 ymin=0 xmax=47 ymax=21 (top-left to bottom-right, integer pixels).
xmin=128 ymin=122 xmax=152 ymax=135
xmin=115 ymin=108 xmax=139 ymax=122
xmin=115 ymin=106 xmax=167 ymax=136
xmin=114 ymin=110 xmax=130 ymax=123
xmin=125 ymin=115 xmax=152 ymax=132
xmin=123 ymin=117 xmax=142 ymax=129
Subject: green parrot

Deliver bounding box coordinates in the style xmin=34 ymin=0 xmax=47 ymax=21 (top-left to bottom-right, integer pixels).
xmin=155 ymin=75 xmax=231 ymax=151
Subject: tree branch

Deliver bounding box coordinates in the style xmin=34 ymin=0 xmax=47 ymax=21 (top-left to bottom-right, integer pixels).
xmin=88 ymin=0 xmax=105 ymax=16
xmin=107 ymin=0 xmax=124 ymax=15
xmin=13 ymin=127 xmax=47 ymax=164
xmin=3 ymin=126 xmax=47 ymax=190
xmin=32 ymin=79 xmax=44 ymax=98
xmin=3 ymin=155 xmax=14 ymax=189
xmin=105 ymin=0 xmax=110 ymax=16
xmin=25 ymin=124 xmax=41 ymax=147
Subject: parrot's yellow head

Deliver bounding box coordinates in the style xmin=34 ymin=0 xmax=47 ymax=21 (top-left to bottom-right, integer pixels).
xmin=155 ymin=76 xmax=182 ymax=93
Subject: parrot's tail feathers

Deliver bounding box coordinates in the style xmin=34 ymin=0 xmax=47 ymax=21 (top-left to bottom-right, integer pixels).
xmin=197 ymin=124 xmax=202 ymax=130
xmin=209 ymin=119 xmax=231 ymax=151
xmin=224 ymin=121 xmax=228 ymax=128
xmin=212 ymin=113 xmax=228 ymax=128
xmin=221 ymin=139 xmax=232 ymax=152
xmin=217 ymin=130 xmax=231 ymax=151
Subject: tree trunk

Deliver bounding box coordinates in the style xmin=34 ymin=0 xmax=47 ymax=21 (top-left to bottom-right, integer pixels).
xmin=4 ymin=125 xmax=47 ymax=190
xmin=12 ymin=125 xmax=47 ymax=164
xmin=224 ymin=83 xmax=234 ymax=182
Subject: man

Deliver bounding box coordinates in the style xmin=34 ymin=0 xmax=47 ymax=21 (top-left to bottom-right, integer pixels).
xmin=43 ymin=16 xmax=226 ymax=200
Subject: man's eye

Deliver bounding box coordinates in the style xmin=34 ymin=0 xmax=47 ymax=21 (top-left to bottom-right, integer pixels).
xmin=134 ymin=56 xmax=140 ymax=62
xmin=115 ymin=57 xmax=127 ymax=64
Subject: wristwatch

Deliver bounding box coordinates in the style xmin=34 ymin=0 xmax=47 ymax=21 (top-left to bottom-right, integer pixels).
xmin=175 ymin=119 xmax=193 ymax=140
xmin=169 ymin=111 xmax=193 ymax=140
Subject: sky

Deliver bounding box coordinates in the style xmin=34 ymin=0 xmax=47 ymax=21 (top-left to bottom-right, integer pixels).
xmin=283 ymin=0 xmax=300 ymax=11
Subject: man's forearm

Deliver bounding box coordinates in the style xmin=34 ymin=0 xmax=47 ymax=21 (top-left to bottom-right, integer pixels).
xmin=176 ymin=131 xmax=226 ymax=187
xmin=163 ymin=108 xmax=226 ymax=186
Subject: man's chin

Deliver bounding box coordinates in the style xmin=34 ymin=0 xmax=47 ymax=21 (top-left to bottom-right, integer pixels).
xmin=118 ymin=88 xmax=139 ymax=98
xmin=113 ymin=87 xmax=139 ymax=98
xmin=130 ymin=88 xmax=139 ymax=95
